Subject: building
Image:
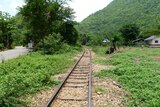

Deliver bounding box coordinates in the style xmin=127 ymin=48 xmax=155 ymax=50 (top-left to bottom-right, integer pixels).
xmin=144 ymin=36 xmax=160 ymax=47
xmin=102 ymin=38 xmax=110 ymax=43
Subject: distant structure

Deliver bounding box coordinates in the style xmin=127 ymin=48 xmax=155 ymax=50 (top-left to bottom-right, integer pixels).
xmin=144 ymin=36 xmax=160 ymax=47
xmin=102 ymin=38 xmax=110 ymax=43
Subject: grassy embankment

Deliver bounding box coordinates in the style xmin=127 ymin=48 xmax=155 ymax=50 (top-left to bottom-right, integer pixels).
xmin=92 ymin=46 xmax=160 ymax=107
xmin=0 ymin=46 xmax=82 ymax=106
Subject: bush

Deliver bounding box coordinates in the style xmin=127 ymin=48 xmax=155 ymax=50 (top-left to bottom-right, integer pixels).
xmin=44 ymin=33 xmax=62 ymax=54
xmin=36 ymin=33 xmax=82 ymax=54
xmin=0 ymin=43 xmax=4 ymax=49
xmin=37 ymin=33 xmax=63 ymax=54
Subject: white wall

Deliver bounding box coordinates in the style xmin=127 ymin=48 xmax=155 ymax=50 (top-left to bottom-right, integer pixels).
xmin=150 ymin=38 xmax=160 ymax=45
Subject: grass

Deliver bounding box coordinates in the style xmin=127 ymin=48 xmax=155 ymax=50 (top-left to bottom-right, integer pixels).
xmin=0 ymin=46 xmax=82 ymax=106
xmin=91 ymin=46 xmax=109 ymax=65
xmin=94 ymin=47 xmax=160 ymax=107
xmin=95 ymin=86 xmax=106 ymax=94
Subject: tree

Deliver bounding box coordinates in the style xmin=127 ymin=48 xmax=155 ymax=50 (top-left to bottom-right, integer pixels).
xmin=79 ymin=33 xmax=91 ymax=45
xmin=0 ymin=11 xmax=15 ymax=49
xmin=11 ymin=14 xmax=26 ymax=46
xmin=60 ymin=21 xmax=78 ymax=45
xmin=20 ymin=0 xmax=77 ymax=48
xmin=119 ymin=24 xmax=140 ymax=45
xmin=144 ymin=25 xmax=160 ymax=36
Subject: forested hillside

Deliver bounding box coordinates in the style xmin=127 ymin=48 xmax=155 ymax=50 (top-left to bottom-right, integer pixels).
xmin=77 ymin=0 xmax=160 ymax=37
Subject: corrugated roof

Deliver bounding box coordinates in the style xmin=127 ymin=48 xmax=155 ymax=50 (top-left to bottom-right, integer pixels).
xmin=102 ymin=39 xmax=110 ymax=43
xmin=144 ymin=36 xmax=157 ymax=41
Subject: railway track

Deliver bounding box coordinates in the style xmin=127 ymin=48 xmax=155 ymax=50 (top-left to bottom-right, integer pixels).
xmin=45 ymin=49 xmax=92 ymax=107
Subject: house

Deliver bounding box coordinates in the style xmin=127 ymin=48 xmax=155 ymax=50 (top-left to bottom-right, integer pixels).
xmin=144 ymin=36 xmax=160 ymax=47
xmin=102 ymin=38 xmax=110 ymax=43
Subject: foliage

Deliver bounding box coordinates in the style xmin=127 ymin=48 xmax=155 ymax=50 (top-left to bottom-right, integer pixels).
xmin=79 ymin=34 xmax=91 ymax=45
xmin=60 ymin=21 xmax=79 ymax=45
xmin=77 ymin=0 xmax=160 ymax=37
xmin=95 ymin=86 xmax=106 ymax=94
xmin=0 ymin=43 xmax=4 ymax=49
xmin=20 ymin=0 xmax=78 ymax=48
xmin=91 ymin=46 xmax=110 ymax=65
xmin=37 ymin=33 xmax=62 ymax=54
xmin=11 ymin=14 xmax=26 ymax=46
xmin=79 ymin=33 xmax=106 ymax=46
xmin=95 ymin=47 xmax=160 ymax=107
xmin=145 ymin=25 xmax=160 ymax=36
xmin=90 ymin=35 xmax=104 ymax=46
xmin=0 ymin=11 xmax=15 ymax=49
xmin=0 ymin=47 xmax=82 ymax=106
xmin=119 ymin=24 xmax=140 ymax=45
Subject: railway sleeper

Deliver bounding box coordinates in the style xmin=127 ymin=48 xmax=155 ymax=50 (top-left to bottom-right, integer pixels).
xmin=82 ymin=56 xmax=90 ymax=57
xmin=69 ymin=77 xmax=88 ymax=79
xmin=52 ymin=100 xmax=87 ymax=107
xmin=57 ymin=97 xmax=87 ymax=101
xmin=76 ymin=65 xmax=90 ymax=67
xmin=58 ymin=88 xmax=87 ymax=97
xmin=65 ymin=83 xmax=88 ymax=86
xmin=66 ymin=81 xmax=88 ymax=84
xmin=77 ymin=64 xmax=90 ymax=67
xmin=72 ymin=72 xmax=89 ymax=74
xmin=75 ymin=65 xmax=90 ymax=69
xmin=70 ymin=74 xmax=88 ymax=77
xmin=64 ymin=85 xmax=87 ymax=88
xmin=73 ymin=69 xmax=89 ymax=70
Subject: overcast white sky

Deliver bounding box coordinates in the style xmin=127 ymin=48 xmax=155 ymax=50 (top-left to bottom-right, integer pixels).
xmin=0 ymin=0 xmax=113 ymax=22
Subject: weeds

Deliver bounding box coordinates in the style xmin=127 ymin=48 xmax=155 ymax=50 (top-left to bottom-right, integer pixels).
xmin=0 ymin=46 xmax=82 ymax=106
xmin=95 ymin=86 xmax=106 ymax=94
xmin=94 ymin=47 xmax=160 ymax=107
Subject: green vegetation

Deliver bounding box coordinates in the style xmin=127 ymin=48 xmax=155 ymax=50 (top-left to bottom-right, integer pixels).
xmin=1 ymin=0 xmax=79 ymax=53
xmin=0 ymin=11 xmax=15 ymax=49
xmin=95 ymin=86 xmax=106 ymax=94
xmin=91 ymin=46 xmax=109 ymax=65
xmin=0 ymin=47 xmax=82 ymax=106
xmin=0 ymin=0 xmax=81 ymax=106
xmin=77 ymin=0 xmax=160 ymax=38
xmin=120 ymin=24 xmax=141 ymax=46
xmin=1 ymin=0 xmax=160 ymax=107
xmin=94 ymin=47 xmax=160 ymax=107
xmin=20 ymin=0 xmax=78 ymax=51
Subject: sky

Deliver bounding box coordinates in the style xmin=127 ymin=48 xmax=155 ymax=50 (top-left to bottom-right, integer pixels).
xmin=0 ymin=0 xmax=113 ymax=22
xmin=0 ymin=0 xmax=25 ymax=16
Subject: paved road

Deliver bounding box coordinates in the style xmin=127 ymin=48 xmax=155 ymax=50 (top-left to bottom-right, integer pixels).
xmin=0 ymin=46 xmax=29 ymax=63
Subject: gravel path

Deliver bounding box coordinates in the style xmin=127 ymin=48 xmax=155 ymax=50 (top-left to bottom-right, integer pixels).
xmin=0 ymin=46 xmax=29 ymax=63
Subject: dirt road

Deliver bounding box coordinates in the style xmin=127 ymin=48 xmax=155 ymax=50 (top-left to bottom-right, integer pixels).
xmin=0 ymin=46 xmax=29 ymax=63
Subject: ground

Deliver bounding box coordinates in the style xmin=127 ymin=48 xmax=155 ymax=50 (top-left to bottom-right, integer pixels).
xmin=92 ymin=51 xmax=127 ymax=107
xmin=27 ymin=50 xmax=127 ymax=107
xmin=1 ymin=47 xmax=159 ymax=106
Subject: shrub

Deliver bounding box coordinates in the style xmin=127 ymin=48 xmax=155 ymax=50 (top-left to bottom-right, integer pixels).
xmin=37 ymin=33 xmax=63 ymax=54
xmin=0 ymin=43 xmax=4 ymax=49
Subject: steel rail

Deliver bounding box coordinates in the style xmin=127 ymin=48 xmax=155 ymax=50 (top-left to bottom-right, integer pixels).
xmin=45 ymin=50 xmax=86 ymax=107
xmin=88 ymin=49 xmax=92 ymax=107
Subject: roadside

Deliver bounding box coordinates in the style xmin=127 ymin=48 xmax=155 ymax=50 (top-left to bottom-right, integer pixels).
xmin=0 ymin=46 xmax=29 ymax=63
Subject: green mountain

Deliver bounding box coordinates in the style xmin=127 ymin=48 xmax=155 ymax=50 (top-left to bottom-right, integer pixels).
xmin=77 ymin=0 xmax=160 ymax=37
